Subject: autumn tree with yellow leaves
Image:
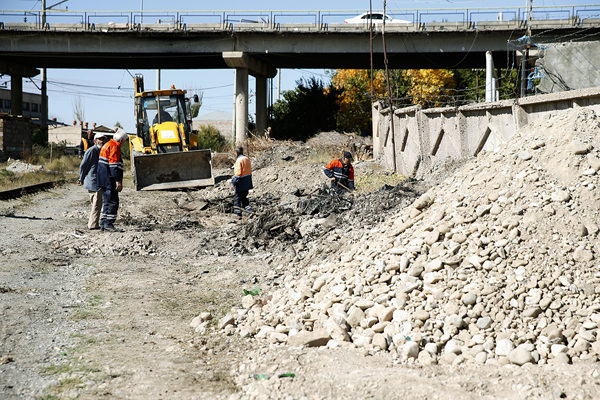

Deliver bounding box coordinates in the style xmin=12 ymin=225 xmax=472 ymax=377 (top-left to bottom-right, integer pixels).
xmin=405 ymin=69 xmax=456 ymax=107
xmin=329 ymin=69 xmax=387 ymax=134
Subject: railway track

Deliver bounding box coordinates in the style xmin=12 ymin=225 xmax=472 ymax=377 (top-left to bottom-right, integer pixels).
xmin=0 ymin=180 xmax=65 ymax=201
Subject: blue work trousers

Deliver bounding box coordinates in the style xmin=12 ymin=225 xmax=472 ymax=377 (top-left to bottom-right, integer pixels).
xmin=100 ymin=182 xmax=119 ymax=228
xmin=233 ymin=190 xmax=250 ymax=216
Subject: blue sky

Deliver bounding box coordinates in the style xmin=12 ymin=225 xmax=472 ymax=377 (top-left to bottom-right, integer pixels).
xmin=2 ymin=0 xmax=587 ymax=132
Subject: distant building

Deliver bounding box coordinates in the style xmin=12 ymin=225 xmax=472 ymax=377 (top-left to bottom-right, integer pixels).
xmin=48 ymin=123 xmax=115 ymax=146
xmin=0 ymin=89 xmax=42 ymax=119
xmin=193 ymin=111 xmax=232 ymax=140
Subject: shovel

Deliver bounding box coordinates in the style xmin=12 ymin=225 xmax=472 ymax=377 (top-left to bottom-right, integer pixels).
xmin=333 ymin=180 xmax=354 ymax=195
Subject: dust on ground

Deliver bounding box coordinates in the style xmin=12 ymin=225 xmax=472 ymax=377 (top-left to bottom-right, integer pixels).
xmin=0 ymin=125 xmax=599 ymax=399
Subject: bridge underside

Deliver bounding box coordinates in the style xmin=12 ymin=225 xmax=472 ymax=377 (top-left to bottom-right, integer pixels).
xmin=0 ymin=29 xmax=538 ymax=71
xmin=0 ymin=51 xmax=512 ymax=71
xmin=0 ymin=27 xmax=589 ymax=144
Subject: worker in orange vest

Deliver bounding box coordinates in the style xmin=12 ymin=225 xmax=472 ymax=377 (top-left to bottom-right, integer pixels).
xmin=232 ymin=146 xmax=254 ymax=219
xmin=97 ymin=131 xmax=128 ymax=232
xmin=78 ymin=129 xmax=94 ymax=159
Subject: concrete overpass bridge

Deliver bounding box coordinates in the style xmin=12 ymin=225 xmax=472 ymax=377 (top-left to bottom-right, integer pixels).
xmin=1 ymin=5 xmax=599 ymax=142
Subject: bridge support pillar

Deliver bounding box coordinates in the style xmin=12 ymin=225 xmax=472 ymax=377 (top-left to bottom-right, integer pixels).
xmin=11 ymin=75 xmax=23 ymax=116
xmin=223 ymin=51 xmax=276 ymax=145
xmin=255 ymin=75 xmax=267 ymax=136
xmin=234 ymin=68 xmax=249 ymax=146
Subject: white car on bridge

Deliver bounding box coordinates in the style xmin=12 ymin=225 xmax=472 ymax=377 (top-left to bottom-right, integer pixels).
xmin=344 ymin=13 xmax=411 ymax=24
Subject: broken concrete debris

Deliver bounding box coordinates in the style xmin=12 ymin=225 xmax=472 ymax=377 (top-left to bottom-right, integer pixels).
xmin=224 ymin=108 xmax=600 ymax=368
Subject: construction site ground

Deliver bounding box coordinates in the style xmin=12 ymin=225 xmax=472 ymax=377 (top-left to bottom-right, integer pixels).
xmin=1 ymin=124 xmax=600 ymax=400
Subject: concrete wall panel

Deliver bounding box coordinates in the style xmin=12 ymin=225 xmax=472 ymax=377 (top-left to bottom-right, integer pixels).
xmin=374 ymin=87 xmax=600 ymax=178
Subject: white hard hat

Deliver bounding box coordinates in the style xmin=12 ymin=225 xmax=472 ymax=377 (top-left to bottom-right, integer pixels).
xmin=114 ymin=130 xmax=128 ymax=142
xmin=94 ymin=132 xmax=106 ymax=140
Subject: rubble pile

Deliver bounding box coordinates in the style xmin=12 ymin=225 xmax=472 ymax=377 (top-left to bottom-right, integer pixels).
xmin=6 ymin=160 xmax=44 ymax=174
xmin=225 ymin=108 xmax=600 ymax=367
xmin=227 ymin=180 xmax=425 ymax=256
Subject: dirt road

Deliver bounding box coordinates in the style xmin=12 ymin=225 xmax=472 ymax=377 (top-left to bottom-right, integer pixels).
xmin=2 ymin=141 xmax=600 ymax=399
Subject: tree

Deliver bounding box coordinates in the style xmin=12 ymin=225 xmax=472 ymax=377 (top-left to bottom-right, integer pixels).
xmin=329 ymin=69 xmax=386 ymax=134
xmin=72 ymin=95 xmax=85 ymax=122
xmin=405 ymin=69 xmax=456 ymax=107
xmin=328 ymin=69 xmax=412 ymax=133
xmin=269 ymin=77 xmax=339 ymax=141
xmin=449 ymin=69 xmax=480 ymax=105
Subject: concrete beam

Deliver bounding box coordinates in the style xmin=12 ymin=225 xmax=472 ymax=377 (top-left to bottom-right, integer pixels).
xmin=0 ymin=59 xmax=39 ymax=78
xmin=223 ymin=51 xmax=277 ymax=78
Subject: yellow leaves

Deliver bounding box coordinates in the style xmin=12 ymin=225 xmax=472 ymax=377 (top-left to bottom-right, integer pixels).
xmin=330 ymin=69 xmax=387 ymax=132
xmin=327 ymin=68 xmax=457 ymax=132
xmin=405 ymin=69 xmax=456 ymax=107
xmin=332 ymin=69 xmax=386 ymax=102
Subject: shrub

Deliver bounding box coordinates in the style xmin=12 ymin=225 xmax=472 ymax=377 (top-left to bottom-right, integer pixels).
xmin=196 ymin=124 xmax=228 ymax=152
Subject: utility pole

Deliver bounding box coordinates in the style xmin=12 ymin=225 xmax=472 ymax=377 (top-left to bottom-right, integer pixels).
xmin=40 ymin=1 xmax=68 ymax=142
xmin=521 ymin=0 xmax=533 ymax=97
xmin=382 ymin=0 xmax=396 ymax=173
xmin=369 ymin=0 xmax=374 ymax=96
xmin=41 ymin=0 xmax=47 ymax=142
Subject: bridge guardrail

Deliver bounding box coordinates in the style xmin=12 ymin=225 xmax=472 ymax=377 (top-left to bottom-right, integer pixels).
xmin=1 ymin=20 xmax=599 ymax=33
xmin=1 ymin=6 xmax=600 ymax=33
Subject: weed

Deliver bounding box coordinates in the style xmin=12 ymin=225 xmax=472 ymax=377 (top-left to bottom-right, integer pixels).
xmin=87 ymin=294 xmax=103 ymax=307
xmin=70 ymin=309 xmax=104 ymax=321
xmin=355 ymin=172 xmax=407 ymax=194
xmin=305 ymin=148 xmax=338 ymax=164
xmin=43 ymin=156 xmax=79 ymax=173
xmin=50 ymin=376 xmax=85 ymax=395
xmin=40 ymin=364 xmax=73 ymax=376
xmin=70 ymin=333 xmax=97 ymax=345
xmin=160 ymin=287 xmax=237 ymax=322
xmin=36 ymin=396 xmax=59 ymax=400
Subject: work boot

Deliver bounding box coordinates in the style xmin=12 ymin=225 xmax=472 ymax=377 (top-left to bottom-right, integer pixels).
xmin=245 ymin=206 xmax=254 ymax=213
xmin=102 ymin=225 xmax=123 ymax=233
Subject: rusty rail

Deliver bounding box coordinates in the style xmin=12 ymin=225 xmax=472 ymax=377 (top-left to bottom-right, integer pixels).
xmin=0 ymin=180 xmax=65 ymax=201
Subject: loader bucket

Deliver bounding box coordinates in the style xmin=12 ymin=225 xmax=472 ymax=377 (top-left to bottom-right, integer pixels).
xmin=132 ymin=149 xmax=214 ymax=191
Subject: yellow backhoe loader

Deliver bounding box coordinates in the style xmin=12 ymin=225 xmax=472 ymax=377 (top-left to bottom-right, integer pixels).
xmin=129 ymin=74 xmax=214 ymax=191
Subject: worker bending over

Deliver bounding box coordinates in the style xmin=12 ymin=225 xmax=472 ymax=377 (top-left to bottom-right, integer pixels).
xmin=324 ymin=151 xmax=355 ymax=195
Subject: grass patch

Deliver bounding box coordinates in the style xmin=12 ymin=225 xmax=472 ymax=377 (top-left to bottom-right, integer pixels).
xmin=0 ymin=168 xmax=68 ymax=192
xmin=355 ymin=172 xmax=408 ymax=195
xmin=70 ymin=308 xmax=104 ymax=321
xmin=160 ymin=286 xmax=238 ymax=322
xmin=305 ymin=147 xmax=338 ymax=165
xmin=43 ymin=156 xmax=79 ymax=174
xmin=53 ymin=376 xmax=84 ymax=390
xmin=40 ymin=364 xmax=74 ymax=376
xmin=70 ymin=333 xmax=98 ymax=346
xmin=69 ymin=294 xmax=105 ymax=321
xmin=41 ymin=361 xmax=101 ymax=376
xmin=0 ymin=153 xmax=80 ymax=192
xmin=87 ymin=294 xmax=103 ymax=307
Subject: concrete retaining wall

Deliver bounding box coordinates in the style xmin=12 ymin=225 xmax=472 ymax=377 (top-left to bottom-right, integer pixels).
xmin=373 ymin=86 xmax=600 ymax=177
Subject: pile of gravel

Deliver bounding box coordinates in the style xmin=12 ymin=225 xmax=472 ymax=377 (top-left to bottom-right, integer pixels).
xmin=222 ymin=107 xmax=600 ymax=367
